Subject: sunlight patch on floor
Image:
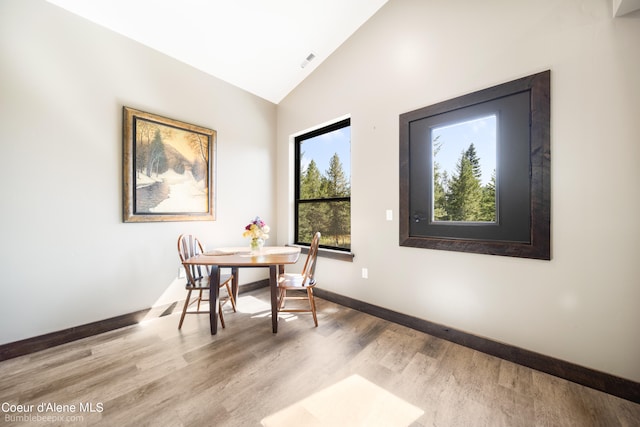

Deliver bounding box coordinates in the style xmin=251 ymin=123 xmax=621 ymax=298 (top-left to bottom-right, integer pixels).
xmin=136 ymin=293 xmax=312 ymax=326
xmin=278 ymin=313 xmax=299 ymax=322
xmin=261 ymin=374 xmax=424 ymax=427
xmin=236 ymin=295 xmax=301 ymax=322
xmin=236 ymin=295 xmax=271 ymax=314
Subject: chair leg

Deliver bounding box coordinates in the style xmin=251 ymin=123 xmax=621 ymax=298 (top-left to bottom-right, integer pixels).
xmin=278 ymin=288 xmax=287 ymax=310
xmin=308 ymin=287 xmax=318 ymax=327
xmin=224 ymin=282 xmax=237 ymax=312
xmin=178 ymin=289 xmax=193 ymax=329
xmin=277 ymin=286 xmax=318 ymax=327
xmin=218 ymin=301 xmax=226 ymax=329
xmin=196 ymin=289 xmax=204 ymax=311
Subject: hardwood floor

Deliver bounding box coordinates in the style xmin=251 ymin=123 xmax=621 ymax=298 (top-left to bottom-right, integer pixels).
xmin=1 ymin=288 xmax=639 ymax=426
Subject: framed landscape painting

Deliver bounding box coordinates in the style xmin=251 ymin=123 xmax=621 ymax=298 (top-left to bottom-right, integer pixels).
xmin=123 ymin=107 xmax=216 ymax=222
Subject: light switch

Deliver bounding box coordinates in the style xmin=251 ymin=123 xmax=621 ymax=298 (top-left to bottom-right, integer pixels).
xmin=386 ymin=209 xmax=393 ymax=221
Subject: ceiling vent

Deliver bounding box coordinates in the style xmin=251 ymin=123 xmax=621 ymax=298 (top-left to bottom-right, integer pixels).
xmin=301 ymin=53 xmax=316 ymax=68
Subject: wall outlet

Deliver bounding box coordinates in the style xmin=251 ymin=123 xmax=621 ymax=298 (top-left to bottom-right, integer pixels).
xmin=362 ymin=268 xmax=368 ymax=279
xmin=178 ymin=267 xmax=186 ymax=279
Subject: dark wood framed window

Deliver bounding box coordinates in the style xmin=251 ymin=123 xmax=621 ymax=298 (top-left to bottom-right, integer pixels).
xmin=295 ymin=118 xmax=351 ymax=252
xmin=399 ymin=71 xmax=550 ymax=260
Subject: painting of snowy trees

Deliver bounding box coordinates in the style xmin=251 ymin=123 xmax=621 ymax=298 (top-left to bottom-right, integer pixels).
xmin=123 ymin=107 xmax=215 ymax=222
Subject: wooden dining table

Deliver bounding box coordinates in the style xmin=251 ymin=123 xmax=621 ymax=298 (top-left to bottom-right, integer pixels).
xmin=180 ymin=246 xmax=301 ymax=335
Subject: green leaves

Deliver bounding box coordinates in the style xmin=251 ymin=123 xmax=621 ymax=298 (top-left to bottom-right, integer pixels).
xmin=434 ymin=143 xmax=496 ymax=222
xmin=299 ymin=153 xmax=351 ymax=248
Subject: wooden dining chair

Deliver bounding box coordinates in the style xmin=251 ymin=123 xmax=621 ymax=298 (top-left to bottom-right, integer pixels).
xmin=277 ymin=232 xmax=321 ymax=327
xmin=177 ymin=234 xmax=236 ymax=329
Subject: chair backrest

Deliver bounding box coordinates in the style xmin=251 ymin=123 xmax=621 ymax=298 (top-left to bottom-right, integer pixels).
xmin=177 ymin=234 xmax=208 ymax=284
xmin=300 ymin=232 xmax=321 ymax=286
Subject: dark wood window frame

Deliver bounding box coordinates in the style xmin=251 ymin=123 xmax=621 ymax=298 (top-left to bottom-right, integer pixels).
xmin=399 ymin=71 xmax=550 ymax=260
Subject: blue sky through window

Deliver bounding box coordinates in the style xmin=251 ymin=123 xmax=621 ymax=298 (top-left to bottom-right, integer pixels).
xmin=300 ymin=126 xmax=351 ymax=180
xmin=432 ymin=115 xmax=496 ymax=185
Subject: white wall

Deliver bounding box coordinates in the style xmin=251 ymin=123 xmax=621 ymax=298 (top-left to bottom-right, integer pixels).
xmin=0 ymin=0 xmax=277 ymax=345
xmin=2 ymin=0 xmax=639 ymax=385
xmin=277 ymin=0 xmax=640 ymax=382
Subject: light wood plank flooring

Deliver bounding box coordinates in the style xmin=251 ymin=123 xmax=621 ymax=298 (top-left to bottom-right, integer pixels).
xmin=1 ymin=288 xmax=639 ymax=426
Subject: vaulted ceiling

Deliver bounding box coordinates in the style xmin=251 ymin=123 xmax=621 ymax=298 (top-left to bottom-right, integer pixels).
xmin=45 ymin=0 xmax=638 ymax=104
xmin=46 ymin=0 xmax=389 ymax=104
xmin=614 ymin=0 xmax=640 ymax=17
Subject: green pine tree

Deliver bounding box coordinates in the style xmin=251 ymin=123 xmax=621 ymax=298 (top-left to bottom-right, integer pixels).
xmin=301 ymin=159 xmax=324 ymax=199
xmin=447 ymin=146 xmax=483 ymax=221
xmin=465 ymin=143 xmax=482 ymax=180
xmin=324 ymin=153 xmax=350 ymax=247
xmin=299 ymin=159 xmax=326 ymax=241
xmin=432 ymin=136 xmax=449 ymax=220
xmin=479 ymin=171 xmax=497 ymax=221
xmin=324 ymin=153 xmax=350 ymax=197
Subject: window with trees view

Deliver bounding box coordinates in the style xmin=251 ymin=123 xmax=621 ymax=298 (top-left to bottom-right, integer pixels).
xmin=400 ymin=70 xmax=550 ymax=260
xmin=432 ymin=115 xmax=497 ymax=223
xmin=295 ymin=118 xmax=351 ymax=251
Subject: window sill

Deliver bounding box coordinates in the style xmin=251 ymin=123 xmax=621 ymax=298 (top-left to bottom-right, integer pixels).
xmin=288 ymin=244 xmax=354 ymax=262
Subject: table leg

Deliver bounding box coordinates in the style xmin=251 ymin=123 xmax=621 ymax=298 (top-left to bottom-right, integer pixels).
xmin=269 ymin=265 xmax=279 ymax=333
xmin=210 ymin=265 xmax=220 ymax=335
xmin=231 ymin=267 xmax=239 ymax=304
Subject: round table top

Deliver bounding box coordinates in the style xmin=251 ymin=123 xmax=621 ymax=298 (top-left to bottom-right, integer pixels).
xmin=205 ymin=246 xmax=300 ymax=256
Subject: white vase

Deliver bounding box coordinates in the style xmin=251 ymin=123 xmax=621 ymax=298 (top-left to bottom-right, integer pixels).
xmin=250 ymin=237 xmax=264 ymax=253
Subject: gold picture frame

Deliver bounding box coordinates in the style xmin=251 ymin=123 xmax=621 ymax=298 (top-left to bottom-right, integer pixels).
xmin=123 ymin=107 xmax=215 ymax=222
